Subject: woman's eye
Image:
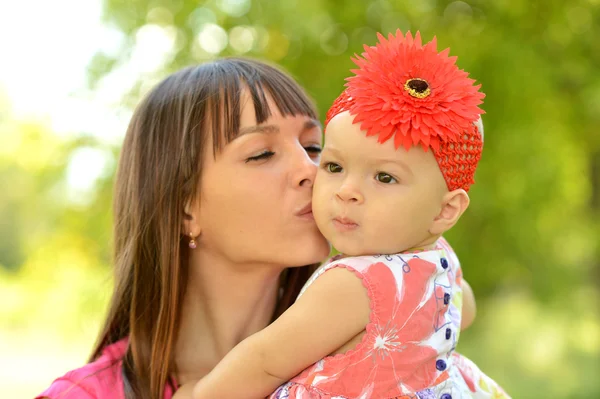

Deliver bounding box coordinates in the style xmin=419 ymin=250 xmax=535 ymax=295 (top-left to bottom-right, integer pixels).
xmin=325 ymin=162 xmax=343 ymax=173
xmin=304 ymin=145 xmax=322 ymax=157
xmin=246 ymin=151 xmax=275 ymax=163
xmin=375 ymin=172 xmax=397 ymax=184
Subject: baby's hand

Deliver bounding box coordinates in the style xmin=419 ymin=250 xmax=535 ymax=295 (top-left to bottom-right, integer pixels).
xmin=172 ymin=380 xmax=198 ymax=399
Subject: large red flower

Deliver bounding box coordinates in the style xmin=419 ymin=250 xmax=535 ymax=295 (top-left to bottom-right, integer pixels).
xmin=326 ymin=30 xmax=485 ymax=153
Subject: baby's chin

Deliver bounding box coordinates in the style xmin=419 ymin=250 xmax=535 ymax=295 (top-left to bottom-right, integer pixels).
xmin=329 ymin=237 xmax=409 ymax=257
xmin=329 ymin=240 xmax=379 ymax=257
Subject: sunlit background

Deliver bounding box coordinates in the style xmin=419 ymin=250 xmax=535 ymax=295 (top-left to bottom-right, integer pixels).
xmin=1 ymin=0 xmax=599 ymax=398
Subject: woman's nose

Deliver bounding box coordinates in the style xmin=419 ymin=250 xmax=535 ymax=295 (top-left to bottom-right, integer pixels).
xmin=292 ymin=149 xmax=318 ymax=188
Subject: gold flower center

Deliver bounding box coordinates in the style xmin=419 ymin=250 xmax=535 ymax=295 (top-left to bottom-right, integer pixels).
xmin=404 ymin=78 xmax=431 ymax=99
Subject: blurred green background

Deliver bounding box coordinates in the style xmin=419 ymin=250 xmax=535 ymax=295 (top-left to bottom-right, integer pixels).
xmin=1 ymin=0 xmax=599 ymax=398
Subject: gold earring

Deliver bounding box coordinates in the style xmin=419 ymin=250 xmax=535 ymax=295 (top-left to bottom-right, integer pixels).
xmin=188 ymin=232 xmax=197 ymax=249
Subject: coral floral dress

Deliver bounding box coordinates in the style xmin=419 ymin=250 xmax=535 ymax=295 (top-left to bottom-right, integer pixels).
xmin=270 ymin=238 xmax=510 ymax=399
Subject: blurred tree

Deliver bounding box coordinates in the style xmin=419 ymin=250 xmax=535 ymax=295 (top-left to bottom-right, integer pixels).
xmin=82 ymin=1 xmax=600 ymax=395
xmin=90 ymin=0 xmax=600 ymax=300
xmin=0 ymin=121 xmax=115 ymax=272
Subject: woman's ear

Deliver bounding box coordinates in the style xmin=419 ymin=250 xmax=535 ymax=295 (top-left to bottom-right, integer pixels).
xmin=429 ymin=189 xmax=470 ymax=236
xmin=182 ymin=197 xmax=202 ymax=238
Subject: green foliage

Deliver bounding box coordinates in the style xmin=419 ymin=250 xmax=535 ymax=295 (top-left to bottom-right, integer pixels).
xmin=2 ymin=0 xmax=599 ymax=397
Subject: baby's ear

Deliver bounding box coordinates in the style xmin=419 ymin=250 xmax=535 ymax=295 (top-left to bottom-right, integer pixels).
xmin=429 ymin=189 xmax=470 ymax=235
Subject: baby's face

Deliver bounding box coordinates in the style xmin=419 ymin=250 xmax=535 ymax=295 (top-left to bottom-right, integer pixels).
xmin=313 ymin=111 xmax=449 ymax=256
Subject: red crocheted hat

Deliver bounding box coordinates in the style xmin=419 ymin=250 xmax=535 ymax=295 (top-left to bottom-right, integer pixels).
xmin=325 ymin=30 xmax=485 ymax=192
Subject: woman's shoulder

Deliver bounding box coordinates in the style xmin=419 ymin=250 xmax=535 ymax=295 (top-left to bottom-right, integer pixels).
xmin=35 ymin=339 xmax=128 ymax=399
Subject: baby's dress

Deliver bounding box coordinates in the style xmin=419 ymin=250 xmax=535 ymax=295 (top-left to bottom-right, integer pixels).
xmin=270 ymin=238 xmax=510 ymax=399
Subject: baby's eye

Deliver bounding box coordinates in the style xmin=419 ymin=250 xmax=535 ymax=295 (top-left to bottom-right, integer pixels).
xmin=325 ymin=162 xmax=343 ymax=173
xmin=375 ymin=172 xmax=397 ymax=184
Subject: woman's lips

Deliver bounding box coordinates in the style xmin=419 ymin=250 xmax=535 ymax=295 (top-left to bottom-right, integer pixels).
xmin=298 ymin=210 xmax=314 ymax=220
xmin=296 ymin=202 xmax=314 ymax=220
xmin=332 ymin=217 xmax=358 ymax=232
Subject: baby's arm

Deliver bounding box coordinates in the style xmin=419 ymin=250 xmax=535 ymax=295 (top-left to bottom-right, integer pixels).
xmin=192 ymin=267 xmax=370 ymax=399
xmin=460 ymin=279 xmax=476 ymax=330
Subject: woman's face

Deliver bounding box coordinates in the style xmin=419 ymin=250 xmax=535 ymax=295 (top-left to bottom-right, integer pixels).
xmin=194 ymin=92 xmax=331 ymax=269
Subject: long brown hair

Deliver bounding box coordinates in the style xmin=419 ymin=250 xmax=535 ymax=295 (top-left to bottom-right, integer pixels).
xmin=90 ymin=58 xmax=320 ymax=399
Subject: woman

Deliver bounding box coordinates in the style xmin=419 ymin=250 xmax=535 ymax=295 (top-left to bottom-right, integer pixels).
xmin=36 ymin=58 xmax=331 ymax=399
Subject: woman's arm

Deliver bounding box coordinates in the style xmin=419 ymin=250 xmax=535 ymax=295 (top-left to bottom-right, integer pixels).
xmin=191 ymin=267 xmax=370 ymax=399
xmin=461 ymin=279 xmax=476 ymax=330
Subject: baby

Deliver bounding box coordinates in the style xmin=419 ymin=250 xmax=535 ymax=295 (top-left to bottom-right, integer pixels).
xmin=183 ymin=30 xmax=510 ymax=399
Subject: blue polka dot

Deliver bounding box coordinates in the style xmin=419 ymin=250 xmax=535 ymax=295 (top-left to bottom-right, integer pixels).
xmin=445 ymin=328 xmax=452 ymax=340
xmin=444 ymin=293 xmax=451 ymax=305
xmin=441 ymin=394 xmax=452 ymax=399
xmin=436 ymin=359 xmax=447 ymax=371
xmin=440 ymin=257 xmax=449 ymax=269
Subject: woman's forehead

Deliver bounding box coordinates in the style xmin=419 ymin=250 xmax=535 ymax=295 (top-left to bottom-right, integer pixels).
xmin=238 ymin=89 xmax=318 ymax=130
xmin=238 ymin=88 xmax=280 ymax=126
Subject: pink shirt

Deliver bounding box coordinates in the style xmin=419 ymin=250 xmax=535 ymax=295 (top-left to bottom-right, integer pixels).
xmin=36 ymin=338 xmax=175 ymax=399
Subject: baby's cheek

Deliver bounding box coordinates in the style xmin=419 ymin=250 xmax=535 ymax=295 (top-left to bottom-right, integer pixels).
xmin=366 ymin=214 xmax=410 ymax=252
xmin=312 ymin=177 xmax=335 ymax=213
xmin=311 ymin=198 xmax=330 ymax=237
xmin=312 ymin=173 xmax=328 ymax=202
